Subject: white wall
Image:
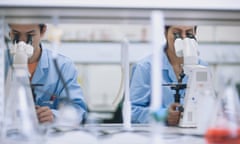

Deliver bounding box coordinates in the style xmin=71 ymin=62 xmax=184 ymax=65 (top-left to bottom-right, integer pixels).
xmin=44 ymin=42 xmax=240 ymax=111
xmin=41 ymin=25 xmax=240 ymax=112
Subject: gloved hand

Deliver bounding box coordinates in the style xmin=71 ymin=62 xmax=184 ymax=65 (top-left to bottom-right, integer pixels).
xmin=167 ymin=103 xmax=181 ymax=126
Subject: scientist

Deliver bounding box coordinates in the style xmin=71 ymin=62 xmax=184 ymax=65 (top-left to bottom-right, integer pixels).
xmin=130 ymin=25 xmax=207 ymax=126
xmin=8 ymin=24 xmax=87 ymax=124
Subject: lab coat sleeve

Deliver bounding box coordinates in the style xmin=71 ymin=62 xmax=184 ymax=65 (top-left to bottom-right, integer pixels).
xmin=56 ymin=59 xmax=87 ymax=123
xmin=130 ymin=62 xmax=151 ymax=123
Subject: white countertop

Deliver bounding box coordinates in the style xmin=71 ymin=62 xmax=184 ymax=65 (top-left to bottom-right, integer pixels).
xmin=46 ymin=124 xmax=206 ymax=144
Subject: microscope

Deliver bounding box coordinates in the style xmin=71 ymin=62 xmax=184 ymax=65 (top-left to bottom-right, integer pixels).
xmin=3 ymin=33 xmax=43 ymax=142
xmin=173 ymin=33 xmax=215 ymax=128
xmin=10 ymin=34 xmax=33 ymax=65
xmin=5 ymin=34 xmax=34 ymax=94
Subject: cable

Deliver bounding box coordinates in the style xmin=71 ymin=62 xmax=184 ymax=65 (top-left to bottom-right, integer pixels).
xmin=52 ymin=58 xmax=71 ymax=107
xmin=4 ymin=36 xmax=13 ymax=69
xmin=112 ymin=66 xmax=124 ymax=107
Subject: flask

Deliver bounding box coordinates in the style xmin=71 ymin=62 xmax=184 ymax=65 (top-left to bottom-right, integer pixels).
xmin=205 ymin=81 xmax=240 ymax=144
xmin=3 ymin=68 xmax=43 ymax=144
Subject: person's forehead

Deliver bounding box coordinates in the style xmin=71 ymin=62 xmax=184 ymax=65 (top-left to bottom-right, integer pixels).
xmin=10 ymin=24 xmax=39 ymax=32
xmin=170 ymin=26 xmax=195 ymax=31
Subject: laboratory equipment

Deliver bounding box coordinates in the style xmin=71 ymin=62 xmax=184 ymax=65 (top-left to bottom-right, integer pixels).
xmin=174 ymin=34 xmax=216 ymax=128
xmin=121 ymin=38 xmax=131 ymax=130
xmin=206 ymin=81 xmax=240 ymax=144
xmin=3 ymin=35 xmax=43 ymax=144
xmin=150 ymin=11 xmax=166 ymax=121
xmin=0 ymin=18 xmax=5 ymax=140
xmin=150 ymin=11 xmax=167 ymax=144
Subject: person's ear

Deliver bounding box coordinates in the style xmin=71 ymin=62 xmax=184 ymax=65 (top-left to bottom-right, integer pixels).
xmin=40 ymin=25 xmax=47 ymax=38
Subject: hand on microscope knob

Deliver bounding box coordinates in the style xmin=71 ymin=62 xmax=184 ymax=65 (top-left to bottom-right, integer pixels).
xmin=167 ymin=103 xmax=181 ymax=126
xmin=36 ymin=105 xmax=54 ymax=123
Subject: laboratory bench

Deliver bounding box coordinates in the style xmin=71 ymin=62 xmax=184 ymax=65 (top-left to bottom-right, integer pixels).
xmin=46 ymin=124 xmax=206 ymax=144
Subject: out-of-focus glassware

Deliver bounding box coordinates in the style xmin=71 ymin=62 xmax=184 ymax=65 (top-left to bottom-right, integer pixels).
xmin=195 ymin=87 xmax=217 ymax=134
xmin=3 ymin=68 xmax=44 ymax=144
xmin=54 ymin=101 xmax=83 ymax=129
xmin=205 ymin=80 xmax=240 ymax=144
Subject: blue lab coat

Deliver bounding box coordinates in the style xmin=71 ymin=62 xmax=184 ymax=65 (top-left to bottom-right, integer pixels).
xmin=130 ymin=49 xmax=207 ymax=123
xmin=31 ymin=45 xmax=87 ymax=122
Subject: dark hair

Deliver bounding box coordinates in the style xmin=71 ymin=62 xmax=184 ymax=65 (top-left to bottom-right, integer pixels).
xmin=39 ymin=24 xmax=45 ymax=33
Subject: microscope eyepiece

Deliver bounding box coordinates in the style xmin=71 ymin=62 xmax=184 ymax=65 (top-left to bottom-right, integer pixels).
xmin=174 ymin=32 xmax=181 ymax=40
xmin=186 ymin=33 xmax=196 ymax=39
xmin=27 ymin=35 xmax=32 ymax=45
xmin=174 ymin=32 xmax=196 ymax=40
xmin=13 ymin=34 xmax=19 ymax=44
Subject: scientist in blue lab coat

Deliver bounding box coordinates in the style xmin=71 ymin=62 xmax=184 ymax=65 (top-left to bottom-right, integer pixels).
xmin=8 ymin=24 xmax=87 ymax=124
xmin=130 ymin=25 xmax=207 ymax=126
